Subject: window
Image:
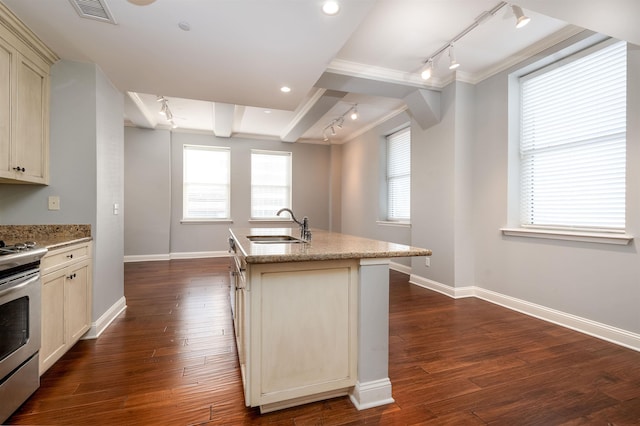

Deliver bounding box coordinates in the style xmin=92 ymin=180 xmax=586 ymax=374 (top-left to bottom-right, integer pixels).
xmin=183 ymin=145 xmax=230 ymax=220
xmin=386 ymin=127 xmax=411 ymax=221
xmin=251 ymin=150 xmax=292 ymax=219
xmin=519 ymin=40 xmax=626 ymax=231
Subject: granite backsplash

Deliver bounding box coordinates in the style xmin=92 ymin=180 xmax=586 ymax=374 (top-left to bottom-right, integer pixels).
xmin=0 ymin=224 xmax=91 ymax=248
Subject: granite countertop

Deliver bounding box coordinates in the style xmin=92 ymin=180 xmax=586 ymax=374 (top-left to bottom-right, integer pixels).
xmin=0 ymin=224 xmax=92 ymax=250
xmin=229 ymin=227 xmax=431 ymax=264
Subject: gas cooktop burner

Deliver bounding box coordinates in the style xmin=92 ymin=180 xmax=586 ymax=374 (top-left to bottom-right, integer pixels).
xmin=0 ymin=240 xmax=39 ymax=255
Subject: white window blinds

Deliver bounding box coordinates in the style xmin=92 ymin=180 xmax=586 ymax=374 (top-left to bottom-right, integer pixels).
xmin=387 ymin=127 xmax=411 ymax=221
xmin=183 ymin=145 xmax=230 ymax=219
xmin=251 ymin=150 xmax=292 ymax=218
xmin=519 ymin=40 xmax=627 ymax=231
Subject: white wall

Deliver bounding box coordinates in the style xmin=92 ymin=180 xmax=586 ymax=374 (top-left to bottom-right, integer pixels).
xmin=124 ymin=130 xmax=334 ymax=257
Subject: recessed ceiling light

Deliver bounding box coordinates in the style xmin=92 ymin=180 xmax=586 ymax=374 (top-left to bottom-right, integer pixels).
xmin=127 ymin=0 xmax=156 ymax=5
xmin=264 ymin=110 xmax=272 ymax=114
xmin=322 ymin=1 xmax=340 ymax=15
xmin=280 ymin=86 xmax=291 ymax=93
xmin=178 ymin=21 xmax=191 ymax=31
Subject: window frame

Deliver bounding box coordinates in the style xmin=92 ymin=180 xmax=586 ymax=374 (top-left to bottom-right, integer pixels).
xmin=385 ymin=127 xmax=411 ymax=223
xmin=502 ymin=37 xmax=633 ymax=245
xmin=250 ymin=149 xmax=293 ymax=220
xmin=182 ymin=144 xmax=231 ymax=222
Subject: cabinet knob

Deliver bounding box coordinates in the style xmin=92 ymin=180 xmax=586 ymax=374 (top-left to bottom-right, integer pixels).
xmin=13 ymin=166 xmax=25 ymax=172
xmin=67 ymin=254 xmax=74 ymax=259
xmin=67 ymin=273 xmax=77 ymax=280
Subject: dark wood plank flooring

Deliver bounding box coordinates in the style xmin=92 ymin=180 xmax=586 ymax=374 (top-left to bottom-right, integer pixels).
xmin=8 ymin=258 xmax=640 ymax=425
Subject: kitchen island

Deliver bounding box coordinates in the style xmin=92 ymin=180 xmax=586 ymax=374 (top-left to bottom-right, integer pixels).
xmin=228 ymin=227 xmax=431 ymax=413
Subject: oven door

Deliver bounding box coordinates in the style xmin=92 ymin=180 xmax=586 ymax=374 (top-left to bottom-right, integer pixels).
xmin=0 ymin=271 xmax=41 ymax=380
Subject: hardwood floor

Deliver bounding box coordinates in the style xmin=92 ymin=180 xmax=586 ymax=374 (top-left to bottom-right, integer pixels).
xmin=8 ymin=258 xmax=640 ymax=425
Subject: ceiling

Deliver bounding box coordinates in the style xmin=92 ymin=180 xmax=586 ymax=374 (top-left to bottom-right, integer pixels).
xmin=1 ymin=0 xmax=638 ymax=144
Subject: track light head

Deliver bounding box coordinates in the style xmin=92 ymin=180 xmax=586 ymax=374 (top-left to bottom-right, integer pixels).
xmin=448 ymin=45 xmax=460 ymax=70
xmin=330 ymin=126 xmax=336 ymax=136
xmin=421 ymin=59 xmax=433 ymax=80
xmin=511 ymin=5 xmax=530 ymax=28
xmin=350 ymin=105 xmax=358 ymax=120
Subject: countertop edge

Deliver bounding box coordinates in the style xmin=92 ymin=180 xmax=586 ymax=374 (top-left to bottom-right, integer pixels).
xmin=230 ymin=228 xmax=431 ymax=264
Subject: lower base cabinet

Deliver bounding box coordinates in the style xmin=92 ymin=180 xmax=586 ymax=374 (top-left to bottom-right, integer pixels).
xmin=234 ymin=259 xmax=358 ymax=413
xmin=40 ymin=242 xmax=92 ymax=375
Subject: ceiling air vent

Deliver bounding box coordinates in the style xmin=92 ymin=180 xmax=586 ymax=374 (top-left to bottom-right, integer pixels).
xmin=69 ymin=0 xmax=117 ymax=24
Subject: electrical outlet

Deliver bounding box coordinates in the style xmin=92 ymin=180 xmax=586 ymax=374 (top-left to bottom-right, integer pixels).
xmin=425 ymin=257 xmax=431 ymax=267
xmin=48 ymin=196 xmax=60 ymax=211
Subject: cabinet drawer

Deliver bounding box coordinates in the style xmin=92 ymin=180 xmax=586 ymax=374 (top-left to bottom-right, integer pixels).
xmin=41 ymin=242 xmax=91 ymax=274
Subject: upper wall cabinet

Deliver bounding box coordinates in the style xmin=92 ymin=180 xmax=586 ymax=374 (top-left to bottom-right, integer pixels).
xmin=0 ymin=4 xmax=57 ymax=184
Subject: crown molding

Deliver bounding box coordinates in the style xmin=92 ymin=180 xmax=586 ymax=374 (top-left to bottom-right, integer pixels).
xmin=466 ymin=25 xmax=585 ymax=85
xmin=327 ymin=58 xmax=438 ymax=89
xmin=327 ymin=25 xmax=585 ymax=91
xmin=0 ymin=2 xmax=59 ymax=65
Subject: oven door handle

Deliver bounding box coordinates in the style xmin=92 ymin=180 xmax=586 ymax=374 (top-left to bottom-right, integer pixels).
xmin=0 ymin=274 xmax=39 ymax=297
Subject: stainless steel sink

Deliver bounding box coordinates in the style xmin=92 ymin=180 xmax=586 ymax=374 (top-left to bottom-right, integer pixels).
xmin=246 ymin=235 xmax=304 ymax=244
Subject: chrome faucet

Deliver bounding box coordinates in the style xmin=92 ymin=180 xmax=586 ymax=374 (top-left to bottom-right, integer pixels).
xmin=276 ymin=208 xmax=311 ymax=241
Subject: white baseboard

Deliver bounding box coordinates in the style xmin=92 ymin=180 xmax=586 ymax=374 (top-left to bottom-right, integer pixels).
xmin=349 ymin=378 xmax=395 ymax=411
xmin=124 ymin=251 xmax=229 ymax=263
xmin=409 ymin=274 xmax=640 ymax=352
xmin=389 ymin=261 xmax=411 ymax=275
xmin=123 ymin=254 xmax=170 ymax=263
xmin=84 ymin=296 xmax=127 ymax=339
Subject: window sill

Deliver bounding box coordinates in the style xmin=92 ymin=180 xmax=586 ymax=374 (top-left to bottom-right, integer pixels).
xmin=377 ymin=220 xmax=411 ymax=228
xmin=180 ymin=219 xmax=233 ymax=224
xmin=248 ymin=219 xmax=293 ymax=223
xmin=501 ymin=227 xmax=633 ymax=245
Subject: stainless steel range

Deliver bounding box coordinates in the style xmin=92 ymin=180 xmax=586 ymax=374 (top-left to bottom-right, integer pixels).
xmin=0 ymin=240 xmax=47 ymax=423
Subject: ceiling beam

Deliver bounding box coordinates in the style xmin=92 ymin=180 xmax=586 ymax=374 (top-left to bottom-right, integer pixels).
xmin=280 ymin=89 xmax=348 ymax=143
xmin=213 ymin=102 xmax=235 ymax=137
xmin=125 ymin=92 xmax=157 ymax=129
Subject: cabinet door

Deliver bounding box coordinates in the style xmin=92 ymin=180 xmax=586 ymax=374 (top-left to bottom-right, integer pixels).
xmin=14 ymin=53 xmax=48 ymax=184
xmin=40 ymin=270 xmax=66 ymax=375
xmin=66 ymin=260 xmax=91 ymax=343
xmin=250 ymin=260 xmax=358 ymax=408
xmin=0 ymin=38 xmax=14 ymax=180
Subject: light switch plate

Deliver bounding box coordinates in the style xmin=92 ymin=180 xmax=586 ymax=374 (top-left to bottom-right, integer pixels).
xmin=48 ymin=196 xmax=60 ymax=211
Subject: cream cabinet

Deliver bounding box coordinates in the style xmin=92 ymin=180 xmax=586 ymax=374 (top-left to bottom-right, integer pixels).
xmin=237 ymin=259 xmax=358 ymax=413
xmin=0 ymin=3 xmax=56 ymax=184
xmin=40 ymin=241 xmax=93 ymax=375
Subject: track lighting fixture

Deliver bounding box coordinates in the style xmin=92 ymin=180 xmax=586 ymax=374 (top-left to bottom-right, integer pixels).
xmin=350 ymin=105 xmax=358 ymax=120
xmin=448 ymin=45 xmax=459 ymax=70
xmin=419 ymin=2 xmax=530 ymax=81
xmin=421 ymin=59 xmax=433 ymax=80
xmin=511 ymin=4 xmax=530 ymax=28
xmin=322 ymin=104 xmax=359 ymax=142
xmin=156 ymin=96 xmax=178 ymax=129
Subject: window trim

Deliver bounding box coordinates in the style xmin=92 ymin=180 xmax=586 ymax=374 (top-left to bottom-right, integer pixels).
xmin=500 ymin=227 xmax=633 ymax=245
xmin=385 ymin=126 xmax=411 ymax=222
xmin=505 ymin=36 xmax=632 ymax=243
xmin=250 ymin=149 xmax=293 ymax=220
xmin=182 ymin=144 xmax=231 ymax=221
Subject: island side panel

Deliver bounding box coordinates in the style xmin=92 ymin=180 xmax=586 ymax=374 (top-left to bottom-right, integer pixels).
xmin=249 ymin=259 xmax=358 ymax=410
xmin=349 ymin=258 xmax=395 ymax=410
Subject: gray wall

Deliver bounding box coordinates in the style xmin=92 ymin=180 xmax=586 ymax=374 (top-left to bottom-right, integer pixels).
xmin=471 ymin=38 xmax=640 ymax=334
xmin=124 ymin=127 xmax=171 ymax=256
xmin=94 ymin=65 xmax=125 ymax=319
xmin=340 ymin=111 xmax=413 ymax=266
xmin=124 ymin=130 xmax=333 ymax=256
xmin=339 ymin=34 xmax=640 ymax=337
xmin=0 ymin=59 xmax=124 ymax=324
